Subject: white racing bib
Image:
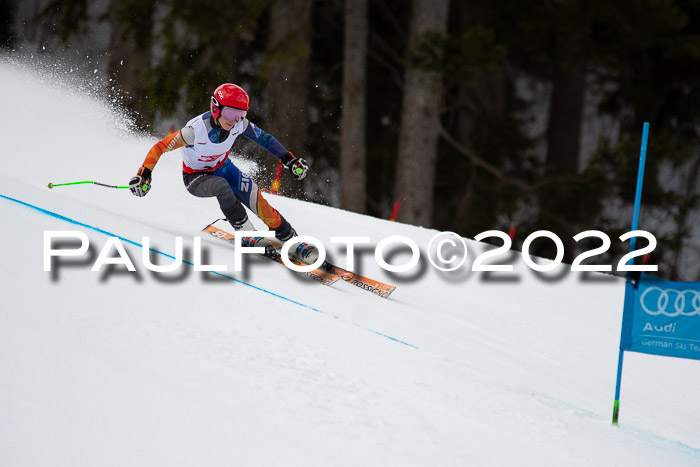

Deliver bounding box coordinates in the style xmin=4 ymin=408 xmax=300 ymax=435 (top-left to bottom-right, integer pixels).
xmin=181 ymin=113 xmax=248 ymax=173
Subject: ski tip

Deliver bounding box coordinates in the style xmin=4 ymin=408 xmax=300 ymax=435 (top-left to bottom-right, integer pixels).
xmin=202 ymin=218 xmax=227 ymax=231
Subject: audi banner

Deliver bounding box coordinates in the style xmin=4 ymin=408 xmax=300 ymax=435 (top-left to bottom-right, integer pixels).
xmin=620 ymin=273 xmax=700 ymax=360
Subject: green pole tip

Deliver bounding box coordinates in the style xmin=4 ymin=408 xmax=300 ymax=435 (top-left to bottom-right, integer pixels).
xmin=295 ymin=167 xmax=303 ymax=174
xmin=47 ymin=183 xmax=54 ymax=189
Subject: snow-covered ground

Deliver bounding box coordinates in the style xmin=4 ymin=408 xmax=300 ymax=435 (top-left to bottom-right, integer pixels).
xmin=1 ymin=58 xmax=699 ymax=466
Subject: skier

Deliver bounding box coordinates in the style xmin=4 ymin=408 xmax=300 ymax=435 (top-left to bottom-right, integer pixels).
xmin=129 ymin=83 xmax=309 ymax=246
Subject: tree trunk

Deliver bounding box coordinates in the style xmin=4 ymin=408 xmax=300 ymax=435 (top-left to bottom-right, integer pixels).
xmin=537 ymin=43 xmax=586 ymax=261
xmin=0 ymin=0 xmax=16 ymax=49
xmin=340 ymin=0 xmax=368 ymax=213
xmin=451 ymin=67 xmax=507 ymax=232
xmin=545 ymin=66 xmax=585 ymax=178
xmin=106 ymin=0 xmax=154 ymax=128
xmin=393 ymin=0 xmax=450 ymax=227
xmin=534 ymin=0 xmax=588 ymax=261
xmin=262 ymin=0 xmax=312 ymax=197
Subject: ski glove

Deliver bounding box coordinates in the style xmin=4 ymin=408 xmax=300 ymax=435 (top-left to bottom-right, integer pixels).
xmin=129 ymin=166 xmax=152 ymax=197
xmin=281 ymin=152 xmax=308 ymax=180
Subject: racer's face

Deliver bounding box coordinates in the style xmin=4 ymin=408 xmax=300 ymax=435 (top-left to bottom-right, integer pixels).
xmin=218 ymin=115 xmax=236 ymax=131
xmin=219 ymin=106 xmax=246 ymax=130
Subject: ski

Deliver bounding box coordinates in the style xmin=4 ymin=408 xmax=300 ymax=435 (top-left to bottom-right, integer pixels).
xmin=262 ymin=237 xmax=397 ymax=299
xmin=318 ymin=263 xmax=396 ymax=299
xmin=203 ymin=221 xmax=397 ymax=298
xmin=202 ymin=223 xmax=341 ymax=287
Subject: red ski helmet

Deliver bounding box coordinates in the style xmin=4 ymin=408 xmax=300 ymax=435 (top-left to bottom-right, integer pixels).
xmin=210 ymin=83 xmax=250 ymax=119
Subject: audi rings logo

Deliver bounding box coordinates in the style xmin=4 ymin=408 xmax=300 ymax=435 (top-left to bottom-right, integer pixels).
xmin=639 ymin=287 xmax=700 ymax=317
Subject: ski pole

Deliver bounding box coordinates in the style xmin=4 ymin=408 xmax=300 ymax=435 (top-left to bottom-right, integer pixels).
xmin=47 ymin=180 xmax=130 ymax=189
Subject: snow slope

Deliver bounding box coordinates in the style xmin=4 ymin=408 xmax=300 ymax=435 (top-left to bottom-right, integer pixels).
xmin=1 ymin=58 xmax=699 ymax=467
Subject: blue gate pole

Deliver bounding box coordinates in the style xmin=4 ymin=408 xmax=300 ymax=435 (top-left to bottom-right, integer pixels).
xmin=613 ymin=122 xmax=650 ymax=425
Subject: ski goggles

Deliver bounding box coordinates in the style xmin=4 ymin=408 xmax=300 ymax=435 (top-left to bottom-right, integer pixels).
xmin=220 ymin=106 xmax=247 ymax=122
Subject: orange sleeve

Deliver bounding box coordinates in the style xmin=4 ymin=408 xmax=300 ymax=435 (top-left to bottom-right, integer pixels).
xmin=141 ymin=130 xmax=188 ymax=171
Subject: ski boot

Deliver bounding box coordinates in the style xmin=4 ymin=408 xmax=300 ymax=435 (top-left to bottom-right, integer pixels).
xmin=288 ymin=241 xmax=319 ymax=265
xmin=274 ymin=222 xmax=320 ymax=265
xmin=230 ymin=217 xmax=276 ymax=251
